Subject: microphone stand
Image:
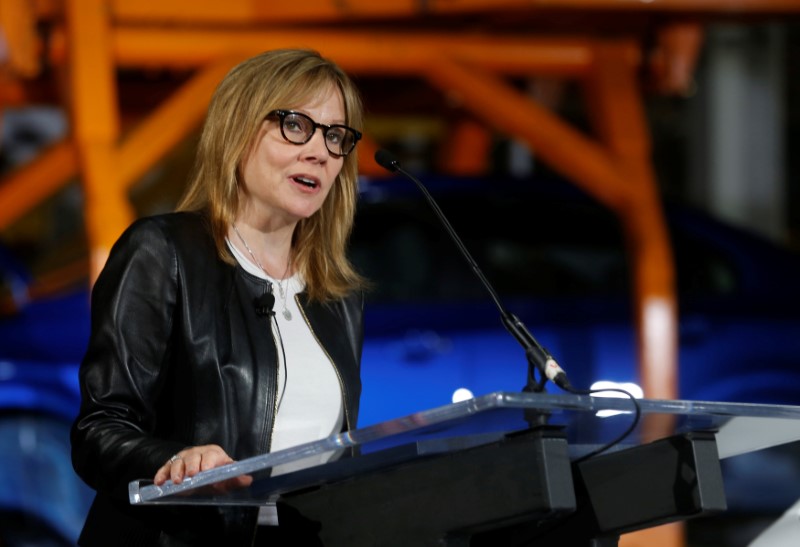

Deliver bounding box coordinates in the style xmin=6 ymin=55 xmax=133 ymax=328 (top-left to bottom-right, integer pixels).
xmin=373 ymin=150 xmax=573 ymax=399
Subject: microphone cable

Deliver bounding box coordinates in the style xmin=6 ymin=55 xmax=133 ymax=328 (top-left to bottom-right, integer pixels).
xmin=570 ymin=386 xmax=641 ymax=463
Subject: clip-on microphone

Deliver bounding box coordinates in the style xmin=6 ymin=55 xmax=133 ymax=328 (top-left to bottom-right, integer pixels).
xmin=254 ymin=291 xmax=275 ymax=318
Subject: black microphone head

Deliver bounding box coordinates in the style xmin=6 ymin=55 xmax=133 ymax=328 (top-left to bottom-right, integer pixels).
xmin=375 ymin=149 xmax=400 ymax=173
xmin=254 ymin=293 xmax=275 ymax=317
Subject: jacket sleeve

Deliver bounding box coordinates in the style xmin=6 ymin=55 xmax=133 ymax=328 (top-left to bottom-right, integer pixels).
xmin=71 ymin=216 xmax=185 ymax=498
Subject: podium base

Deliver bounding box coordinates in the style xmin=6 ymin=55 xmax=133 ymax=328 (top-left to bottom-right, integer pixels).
xmin=279 ymin=427 xmax=574 ymax=546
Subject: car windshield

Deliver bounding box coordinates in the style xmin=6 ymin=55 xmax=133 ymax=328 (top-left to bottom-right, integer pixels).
xmin=351 ymin=176 xmax=745 ymax=305
xmin=351 ymin=177 xmax=630 ymax=303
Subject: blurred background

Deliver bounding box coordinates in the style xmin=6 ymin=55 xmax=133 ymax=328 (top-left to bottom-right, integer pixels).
xmin=1 ymin=1 xmax=800 ymax=546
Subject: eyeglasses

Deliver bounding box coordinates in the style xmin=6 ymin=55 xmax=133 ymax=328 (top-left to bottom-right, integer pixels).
xmin=268 ymin=110 xmax=362 ymax=157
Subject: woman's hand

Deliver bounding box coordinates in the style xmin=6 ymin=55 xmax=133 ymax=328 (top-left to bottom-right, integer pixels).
xmin=154 ymin=444 xmax=253 ymax=492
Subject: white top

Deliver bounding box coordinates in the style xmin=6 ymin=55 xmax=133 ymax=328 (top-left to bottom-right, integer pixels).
xmin=226 ymin=240 xmax=344 ymax=524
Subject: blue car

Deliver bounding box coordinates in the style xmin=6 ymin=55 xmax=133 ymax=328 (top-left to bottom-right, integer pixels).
xmin=0 ymin=246 xmax=93 ymax=546
xmin=351 ymin=174 xmax=800 ymax=425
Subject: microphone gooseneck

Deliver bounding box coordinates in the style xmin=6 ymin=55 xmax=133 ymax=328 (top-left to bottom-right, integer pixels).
xmin=373 ymin=149 xmax=571 ymax=393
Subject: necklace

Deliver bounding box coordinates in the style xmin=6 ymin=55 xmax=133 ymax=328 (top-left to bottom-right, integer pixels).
xmin=232 ymin=224 xmax=293 ymax=320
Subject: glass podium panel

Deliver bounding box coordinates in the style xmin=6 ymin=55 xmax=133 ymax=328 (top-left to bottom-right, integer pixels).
xmin=128 ymin=391 xmax=800 ymax=507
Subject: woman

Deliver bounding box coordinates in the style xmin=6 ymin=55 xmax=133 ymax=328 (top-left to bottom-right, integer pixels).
xmin=71 ymin=49 xmax=365 ymax=546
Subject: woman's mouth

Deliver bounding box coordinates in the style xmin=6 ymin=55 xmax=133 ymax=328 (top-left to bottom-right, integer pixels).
xmin=292 ymin=176 xmax=319 ymax=189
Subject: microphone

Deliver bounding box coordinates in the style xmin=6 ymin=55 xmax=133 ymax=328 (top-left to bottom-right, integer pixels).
xmin=374 ymin=149 xmax=572 ymax=392
xmin=254 ymin=292 xmax=275 ymax=317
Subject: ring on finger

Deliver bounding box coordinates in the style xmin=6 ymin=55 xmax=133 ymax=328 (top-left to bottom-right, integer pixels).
xmin=168 ymin=454 xmax=181 ymax=464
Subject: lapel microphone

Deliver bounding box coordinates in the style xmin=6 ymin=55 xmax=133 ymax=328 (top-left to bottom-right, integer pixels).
xmin=254 ymin=292 xmax=275 ymax=317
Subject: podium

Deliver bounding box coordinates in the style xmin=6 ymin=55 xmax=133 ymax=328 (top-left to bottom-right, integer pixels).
xmin=128 ymin=392 xmax=800 ymax=546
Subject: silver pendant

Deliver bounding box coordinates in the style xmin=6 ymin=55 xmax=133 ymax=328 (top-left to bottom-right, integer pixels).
xmin=282 ymin=308 xmax=292 ymax=321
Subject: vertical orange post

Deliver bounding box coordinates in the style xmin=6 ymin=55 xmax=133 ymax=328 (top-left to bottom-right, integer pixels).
xmin=0 ymin=0 xmax=40 ymax=78
xmin=437 ymin=117 xmax=492 ymax=176
xmin=66 ymin=0 xmax=135 ymax=282
xmin=584 ymin=42 xmax=678 ymax=405
xmin=585 ymin=42 xmax=682 ymax=547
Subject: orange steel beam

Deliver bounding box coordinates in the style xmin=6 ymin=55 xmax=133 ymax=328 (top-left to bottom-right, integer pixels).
xmin=424 ymin=56 xmax=631 ymax=211
xmin=116 ymin=56 xmax=243 ymax=190
xmin=109 ymin=0 xmax=418 ymax=23
xmin=52 ymin=29 xmax=598 ymax=76
xmin=105 ymin=0 xmax=800 ymax=24
xmin=106 ymin=27 xmax=592 ymax=76
xmin=66 ymin=0 xmax=135 ymax=282
xmin=428 ymin=0 xmax=800 ymax=13
xmin=0 ymin=139 xmax=79 ymax=231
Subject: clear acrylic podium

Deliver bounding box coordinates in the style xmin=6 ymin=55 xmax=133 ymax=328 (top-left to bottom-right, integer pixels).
xmin=128 ymin=392 xmax=800 ymax=546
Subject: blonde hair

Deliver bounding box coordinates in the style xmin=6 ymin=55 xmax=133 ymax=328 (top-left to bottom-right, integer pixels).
xmin=176 ymin=49 xmax=364 ymax=302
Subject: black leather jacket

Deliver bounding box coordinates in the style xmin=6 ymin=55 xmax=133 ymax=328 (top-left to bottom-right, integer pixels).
xmin=70 ymin=211 xmax=364 ymax=546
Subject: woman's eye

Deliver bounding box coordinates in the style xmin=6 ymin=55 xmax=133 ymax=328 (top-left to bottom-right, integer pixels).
xmin=284 ymin=120 xmax=306 ymax=134
xmin=326 ymin=130 xmax=344 ymax=144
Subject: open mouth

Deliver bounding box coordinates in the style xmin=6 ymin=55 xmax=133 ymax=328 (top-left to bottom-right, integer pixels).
xmin=292 ymin=176 xmax=318 ymax=189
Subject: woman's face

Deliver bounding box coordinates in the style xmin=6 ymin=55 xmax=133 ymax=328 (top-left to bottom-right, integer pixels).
xmin=238 ymin=85 xmax=346 ymax=228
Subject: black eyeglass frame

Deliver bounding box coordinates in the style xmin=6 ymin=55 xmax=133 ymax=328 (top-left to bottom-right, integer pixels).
xmin=267 ymin=109 xmax=362 ymax=157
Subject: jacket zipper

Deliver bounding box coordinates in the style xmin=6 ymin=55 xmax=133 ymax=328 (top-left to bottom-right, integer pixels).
xmin=262 ymin=281 xmax=280 ymax=455
xmin=249 ymin=281 xmax=279 ymax=547
xmin=294 ymin=294 xmax=352 ymax=431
